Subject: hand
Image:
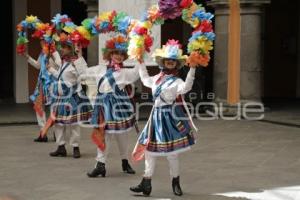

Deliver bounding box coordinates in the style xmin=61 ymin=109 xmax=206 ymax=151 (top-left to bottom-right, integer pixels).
xmin=23 ymin=52 xmax=30 ymax=59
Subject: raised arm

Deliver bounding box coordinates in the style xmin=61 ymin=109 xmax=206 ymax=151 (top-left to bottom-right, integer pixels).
xmin=176 ymin=68 xmax=196 ymax=94
xmin=26 ymin=54 xmax=41 ymax=69
xmin=138 ymin=63 xmax=154 ymax=88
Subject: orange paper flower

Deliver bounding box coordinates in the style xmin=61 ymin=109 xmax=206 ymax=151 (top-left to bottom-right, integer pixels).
xmin=187 ymin=51 xmax=210 ymax=67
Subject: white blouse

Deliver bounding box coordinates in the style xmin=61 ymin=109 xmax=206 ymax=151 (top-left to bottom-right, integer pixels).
xmin=48 ymin=56 xmax=88 ymax=95
xmin=80 ymin=64 xmax=140 ymax=93
xmin=139 ymin=64 xmax=196 ymax=107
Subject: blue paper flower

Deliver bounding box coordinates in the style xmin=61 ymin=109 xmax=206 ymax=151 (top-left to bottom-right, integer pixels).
xmin=51 ymin=14 xmax=69 ymax=25
xmin=115 ymin=42 xmax=128 ymax=51
xmin=141 ymin=11 xmax=148 ymax=22
xmin=204 ymin=32 xmax=216 ymax=41
xmin=100 ymin=21 xmax=109 ymax=30
xmin=117 ymin=16 xmax=131 ymax=34
xmin=192 ymin=10 xmax=214 ymax=21
xmin=43 ymin=35 xmax=53 ymax=43
xmin=21 ymin=20 xmax=28 ymax=28
xmin=166 ymin=46 xmax=180 ymax=59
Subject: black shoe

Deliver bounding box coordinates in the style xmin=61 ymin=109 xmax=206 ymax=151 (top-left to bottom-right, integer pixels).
xmin=73 ymin=147 xmax=81 ymax=159
xmin=122 ymin=159 xmax=136 ymax=174
xmin=172 ymin=176 xmax=183 ymax=196
xmin=34 ymin=135 xmax=48 ymax=143
xmin=49 ymin=145 xmax=67 ymax=157
xmin=87 ymin=162 xmax=106 ymax=178
xmin=130 ymin=178 xmax=152 ymax=196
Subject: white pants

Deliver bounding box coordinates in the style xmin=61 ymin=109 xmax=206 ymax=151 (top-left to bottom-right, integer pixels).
xmin=55 ymin=124 xmax=80 ymax=147
xmin=36 ymin=111 xmax=46 ymax=130
xmin=144 ymin=152 xmax=180 ymax=178
xmin=96 ymin=133 xmax=129 ymax=163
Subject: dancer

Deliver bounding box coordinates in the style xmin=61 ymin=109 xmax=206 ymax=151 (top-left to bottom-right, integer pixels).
xmin=130 ymin=40 xmax=197 ymax=196
xmin=24 ymin=40 xmax=61 ymax=142
xmin=83 ymin=35 xmax=139 ymax=177
xmin=47 ymin=33 xmax=92 ymax=158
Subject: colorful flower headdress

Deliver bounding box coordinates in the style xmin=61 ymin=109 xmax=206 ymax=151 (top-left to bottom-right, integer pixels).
xmin=152 ymin=39 xmax=188 ymax=68
xmin=102 ymin=34 xmax=129 ymax=53
xmin=102 ymin=35 xmax=129 ymax=61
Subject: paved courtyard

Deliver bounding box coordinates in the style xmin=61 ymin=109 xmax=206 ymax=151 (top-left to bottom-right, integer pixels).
xmin=0 ymin=119 xmax=300 ymax=200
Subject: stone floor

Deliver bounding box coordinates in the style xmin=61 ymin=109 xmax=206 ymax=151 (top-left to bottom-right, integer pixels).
xmin=0 ymin=119 xmax=300 ymax=200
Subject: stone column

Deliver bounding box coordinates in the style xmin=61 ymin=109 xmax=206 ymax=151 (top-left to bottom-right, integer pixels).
xmin=13 ymin=0 xmax=29 ymax=103
xmin=207 ymin=0 xmax=270 ymax=105
xmin=79 ymin=0 xmax=99 ymax=66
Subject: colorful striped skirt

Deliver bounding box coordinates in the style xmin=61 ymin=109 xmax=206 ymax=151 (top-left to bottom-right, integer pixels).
xmin=91 ymin=92 xmax=135 ymax=134
xmin=52 ymin=91 xmax=93 ymax=125
xmin=138 ymin=105 xmax=195 ymax=156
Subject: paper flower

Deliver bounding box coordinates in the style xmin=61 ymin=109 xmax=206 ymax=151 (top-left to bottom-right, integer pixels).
xmin=63 ymin=21 xmax=76 ymax=33
xmin=17 ymin=36 xmax=28 ymax=45
xmin=76 ymin=26 xmax=91 ymax=40
xmin=144 ymin=34 xmax=153 ymax=52
xmin=32 ymin=23 xmax=51 ymax=39
xmin=192 ymin=9 xmax=214 ymax=21
xmin=187 ymin=51 xmax=210 ymax=67
xmin=69 ymin=30 xmax=90 ymax=48
xmin=113 ymin=12 xmax=131 ymax=34
xmin=52 ymin=14 xmax=69 ymax=25
xmin=16 ymin=44 xmax=26 ymax=55
xmin=158 ymin=0 xmax=183 ymax=19
xmin=82 ymin=18 xmax=94 ymax=30
xmin=51 ymin=13 xmax=73 ymax=32
xmin=190 ymin=31 xmax=215 ymax=42
xmin=134 ymin=26 xmax=148 ymax=35
xmin=42 ymin=43 xmax=56 ymax=55
xmin=146 ymin=5 xmax=164 ymax=25
xmin=93 ymin=11 xmax=117 ymax=34
xmin=180 ymin=0 xmax=193 ymax=8
xmin=25 ymin=15 xmax=38 ymax=23
xmin=195 ymin=20 xmax=213 ymax=33
xmin=182 ymin=3 xmax=202 ymax=27
xmin=103 ymin=35 xmax=128 ymax=53
xmin=188 ymin=36 xmax=214 ymax=54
